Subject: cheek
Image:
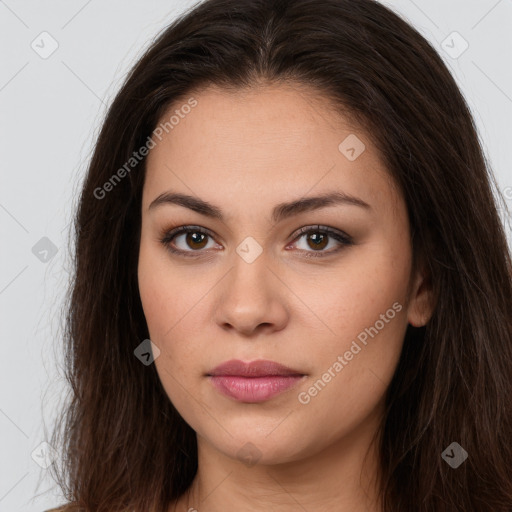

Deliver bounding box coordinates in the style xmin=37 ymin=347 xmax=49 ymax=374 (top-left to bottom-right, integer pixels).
xmin=138 ymin=253 xmax=201 ymax=415
xmin=298 ymin=308 xmax=406 ymax=448
xmin=137 ymin=243 xmax=212 ymax=386
xmin=138 ymin=239 xmax=199 ymax=339
xmin=291 ymin=248 xmax=410 ymax=426
xmin=289 ymin=244 xmax=410 ymax=343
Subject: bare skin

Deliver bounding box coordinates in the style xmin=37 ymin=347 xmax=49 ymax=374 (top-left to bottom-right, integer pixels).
xmin=137 ymin=81 xmax=434 ymax=512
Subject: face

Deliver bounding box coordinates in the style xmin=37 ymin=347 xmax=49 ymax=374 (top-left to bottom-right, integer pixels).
xmin=137 ymin=82 xmax=432 ymax=465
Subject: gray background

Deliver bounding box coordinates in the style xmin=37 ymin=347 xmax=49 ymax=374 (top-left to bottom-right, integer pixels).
xmin=0 ymin=1 xmax=511 ymax=510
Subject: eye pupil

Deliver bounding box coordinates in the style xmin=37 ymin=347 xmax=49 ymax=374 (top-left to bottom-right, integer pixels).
xmin=186 ymin=232 xmax=208 ymax=249
xmin=307 ymin=232 xmax=328 ymax=250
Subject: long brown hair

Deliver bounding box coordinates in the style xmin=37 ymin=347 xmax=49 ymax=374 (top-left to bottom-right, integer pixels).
xmin=47 ymin=0 xmax=512 ymax=510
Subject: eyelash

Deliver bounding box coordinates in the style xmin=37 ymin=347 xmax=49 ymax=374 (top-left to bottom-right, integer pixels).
xmin=158 ymin=224 xmax=353 ymax=259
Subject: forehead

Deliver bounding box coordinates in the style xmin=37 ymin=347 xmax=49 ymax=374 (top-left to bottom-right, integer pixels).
xmin=142 ymin=83 xmax=402 ymax=222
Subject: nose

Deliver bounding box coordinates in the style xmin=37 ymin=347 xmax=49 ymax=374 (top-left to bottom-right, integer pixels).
xmin=213 ymin=251 xmax=290 ymax=337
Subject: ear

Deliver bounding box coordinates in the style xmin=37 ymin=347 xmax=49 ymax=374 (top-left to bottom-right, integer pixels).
xmin=407 ymin=265 xmax=435 ymax=328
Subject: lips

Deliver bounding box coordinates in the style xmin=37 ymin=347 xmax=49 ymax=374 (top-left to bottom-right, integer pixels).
xmin=206 ymin=359 xmax=306 ymax=403
xmin=207 ymin=359 xmax=304 ymax=377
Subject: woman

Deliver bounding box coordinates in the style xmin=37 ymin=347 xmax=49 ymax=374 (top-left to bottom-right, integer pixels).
xmin=46 ymin=0 xmax=512 ymax=510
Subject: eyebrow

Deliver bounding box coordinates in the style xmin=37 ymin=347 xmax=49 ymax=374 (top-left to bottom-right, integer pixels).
xmin=148 ymin=190 xmax=371 ymax=223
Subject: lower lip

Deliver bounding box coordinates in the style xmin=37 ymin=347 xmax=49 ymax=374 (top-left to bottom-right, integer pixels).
xmin=208 ymin=375 xmax=305 ymax=403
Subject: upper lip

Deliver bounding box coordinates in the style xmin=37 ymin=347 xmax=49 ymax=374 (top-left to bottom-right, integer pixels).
xmin=207 ymin=359 xmax=305 ymax=377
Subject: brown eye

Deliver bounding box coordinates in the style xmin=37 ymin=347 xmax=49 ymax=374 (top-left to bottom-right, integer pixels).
xmin=288 ymin=225 xmax=353 ymax=258
xmin=305 ymin=232 xmax=329 ymax=251
xmin=159 ymin=224 xmax=353 ymax=259
xmin=159 ymin=225 xmax=219 ymax=257
xmin=184 ymin=231 xmax=209 ymax=250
